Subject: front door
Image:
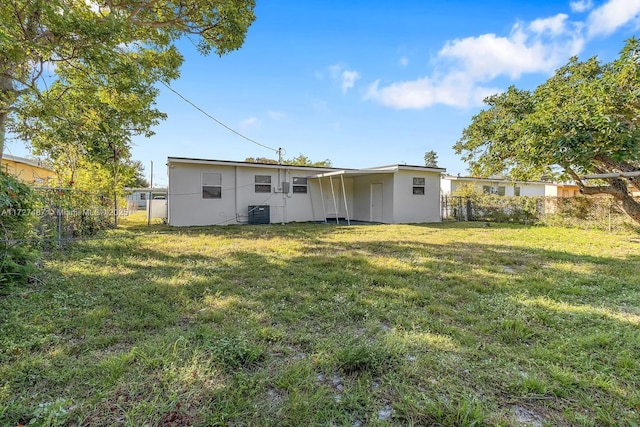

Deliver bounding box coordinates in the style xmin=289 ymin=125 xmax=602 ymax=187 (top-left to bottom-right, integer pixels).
xmin=370 ymin=183 xmax=383 ymax=222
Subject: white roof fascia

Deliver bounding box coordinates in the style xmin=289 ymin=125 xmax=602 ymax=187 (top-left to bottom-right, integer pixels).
xmin=167 ymin=157 xmax=337 ymax=173
xmin=125 ymin=187 xmax=168 ymax=192
xmin=309 ymin=169 xmax=399 ymax=179
xmin=367 ymin=164 xmax=446 ymax=173
xmin=397 ymin=165 xmax=446 ymax=173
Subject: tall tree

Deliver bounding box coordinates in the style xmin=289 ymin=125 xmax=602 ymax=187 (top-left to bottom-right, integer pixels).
xmin=286 ymin=153 xmax=332 ymax=167
xmin=455 ymin=38 xmax=640 ymax=224
xmin=424 ymin=150 xmax=438 ymax=167
xmin=244 ymin=154 xmax=333 ymax=167
xmin=0 ymin=0 xmax=256 ymax=162
xmin=127 ymin=160 xmax=149 ymax=188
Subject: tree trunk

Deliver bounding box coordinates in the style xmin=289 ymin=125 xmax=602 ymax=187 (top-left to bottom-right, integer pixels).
xmin=618 ymin=192 xmax=640 ymax=225
xmin=0 ymin=110 xmax=6 ymax=164
xmin=0 ymin=71 xmax=12 ymax=164
xmin=580 ymin=177 xmax=640 ymax=225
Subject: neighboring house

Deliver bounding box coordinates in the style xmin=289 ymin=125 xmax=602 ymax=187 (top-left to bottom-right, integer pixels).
xmin=167 ymin=157 xmax=445 ymax=226
xmin=1 ymin=154 xmax=55 ymax=185
xmin=555 ymin=183 xmax=581 ymax=197
xmin=125 ymin=188 xmax=168 ymax=210
xmin=441 ymin=175 xmax=579 ymax=197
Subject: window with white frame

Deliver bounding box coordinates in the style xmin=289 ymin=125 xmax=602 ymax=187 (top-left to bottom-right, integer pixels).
xmin=202 ymin=173 xmax=222 ymax=199
xmin=255 ymin=175 xmax=272 ymax=193
xmin=292 ymin=177 xmax=308 ymax=193
xmin=412 ymin=177 xmax=425 ymax=195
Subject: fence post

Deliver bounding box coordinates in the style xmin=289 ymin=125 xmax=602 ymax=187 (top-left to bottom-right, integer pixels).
xmin=57 ymin=205 xmax=62 ymax=246
xmin=57 ymin=189 xmax=62 ymax=246
xmin=113 ymin=191 xmax=118 ymax=227
xmin=609 ymin=198 xmax=612 ymax=233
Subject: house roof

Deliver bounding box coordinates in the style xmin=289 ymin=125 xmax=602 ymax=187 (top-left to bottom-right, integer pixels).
xmin=125 ymin=187 xmax=168 ymax=192
xmin=310 ymin=164 xmax=445 ymax=179
xmin=168 ymin=157 xmax=447 ymax=179
xmin=366 ymin=164 xmax=446 ymax=173
xmin=2 ymin=153 xmax=54 ymax=171
xmin=167 ymin=156 xmax=340 ymax=172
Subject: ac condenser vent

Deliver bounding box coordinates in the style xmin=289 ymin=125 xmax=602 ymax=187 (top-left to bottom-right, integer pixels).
xmin=248 ymin=205 xmax=270 ymax=224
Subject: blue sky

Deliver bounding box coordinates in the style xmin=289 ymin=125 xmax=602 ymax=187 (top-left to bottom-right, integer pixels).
xmin=6 ymin=0 xmax=640 ymax=187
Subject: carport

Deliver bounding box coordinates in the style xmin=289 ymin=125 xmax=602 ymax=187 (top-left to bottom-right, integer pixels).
xmin=308 ymin=169 xmax=395 ymax=225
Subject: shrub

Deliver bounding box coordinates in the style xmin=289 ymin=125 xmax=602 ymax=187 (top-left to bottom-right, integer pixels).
xmin=0 ymin=172 xmax=40 ymax=288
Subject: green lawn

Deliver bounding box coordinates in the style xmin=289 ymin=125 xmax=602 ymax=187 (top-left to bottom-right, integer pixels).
xmin=1 ymin=216 xmax=639 ymax=426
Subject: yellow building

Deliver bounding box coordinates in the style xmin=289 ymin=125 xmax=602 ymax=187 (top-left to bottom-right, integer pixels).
xmin=1 ymin=154 xmax=56 ymax=186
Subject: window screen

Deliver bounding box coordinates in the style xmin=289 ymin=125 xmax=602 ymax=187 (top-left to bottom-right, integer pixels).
xmin=293 ymin=177 xmax=308 ymax=193
xmin=412 ymin=177 xmax=425 ymax=195
xmin=255 ymin=175 xmax=272 ymax=193
xmin=203 ymin=173 xmax=222 ymax=199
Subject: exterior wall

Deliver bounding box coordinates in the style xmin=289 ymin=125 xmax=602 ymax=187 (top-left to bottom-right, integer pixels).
xmin=519 ymin=183 xmax=546 ymax=196
xmin=393 ymin=170 xmax=441 ymax=223
xmin=168 ymin=162 xmax=330 ymax=226
xmin=168 ymin=163 xmax=236 ymax=226
xmin=440 ymin=176 xmax=452 ymax=195
xmin=2 ymin=158 xmax=55 ymax=185
xmin=543 ymin=185 xmax=559 ymax=197
xmin=557 ymin=185 xmax=580 ymax=197
xmin=351 ymin=174 xmax=394 ymax=223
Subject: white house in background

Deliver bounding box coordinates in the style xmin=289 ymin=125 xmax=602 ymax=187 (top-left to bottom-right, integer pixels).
xmin=441 ymin=175 xmax=580 ymax=197
xmin=167 ymin=157 xmax=445 ymax=226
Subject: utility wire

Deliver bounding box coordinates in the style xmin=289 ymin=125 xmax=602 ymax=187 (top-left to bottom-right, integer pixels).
xmin=160 ymin=81 xmax=279 ymax=154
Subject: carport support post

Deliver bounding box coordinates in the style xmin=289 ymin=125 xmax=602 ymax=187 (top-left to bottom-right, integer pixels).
xmin=329 ymin=176 xmax=339 ymax=224
xmin=340 ymin=175 xmax=350 ymax=225
xmin=318 ymin=178 xmax=327 ymax=223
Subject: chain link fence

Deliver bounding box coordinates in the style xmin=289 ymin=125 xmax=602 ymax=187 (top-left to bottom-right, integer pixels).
xmin=442 ymin=195 xmax=639 ymax=232
xmin=1 ymin=182 xmax=131 ymax=286
xmin=3 ymin=187 xmax=123 ymax=246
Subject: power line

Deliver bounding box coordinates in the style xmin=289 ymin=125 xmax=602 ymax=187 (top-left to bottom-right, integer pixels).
xmin=160 ymin=81 xmax=279 ymax=154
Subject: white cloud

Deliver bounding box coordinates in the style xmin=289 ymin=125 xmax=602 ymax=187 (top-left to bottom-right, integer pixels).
xmin=570 ymin=0 xmax=593 ymax=13
xmin=267 ymin=110 xmax=287 ymax=120
xmin=439 ymin=18 xmax=583 ymax=80
xmin=365 ymin=74 xmax=502 ymax=109
xmin=366 ymin=13 xmax=584 ymax=109
xmin=586 ymin=0 xmax=640 ymax=37
xmin=399 ymin=56 xmax=409 ymax=67
xmin=340 ymin=70 xmax=360 ymax=93
xmin=529 ymin=14 xmax=570 ymax=36
xmin=239 ymin=117 xmax=260 ymax=131
xmin=328 ymin=64 xmax=361 ymax=94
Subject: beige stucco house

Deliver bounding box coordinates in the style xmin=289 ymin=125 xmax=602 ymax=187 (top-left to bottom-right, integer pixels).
xmin=1 ymin=154 xmax=55 ymax=186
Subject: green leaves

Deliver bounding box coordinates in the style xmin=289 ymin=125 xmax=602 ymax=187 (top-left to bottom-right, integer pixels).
xmin=456 ymin=38 xmax=640 ymax=222
xmin=1 ymin=0 xmax=256 ymax=170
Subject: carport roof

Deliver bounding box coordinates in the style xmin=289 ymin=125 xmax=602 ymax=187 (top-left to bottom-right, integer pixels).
xmin=308 ymin=164 xmax=445 ymax=178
